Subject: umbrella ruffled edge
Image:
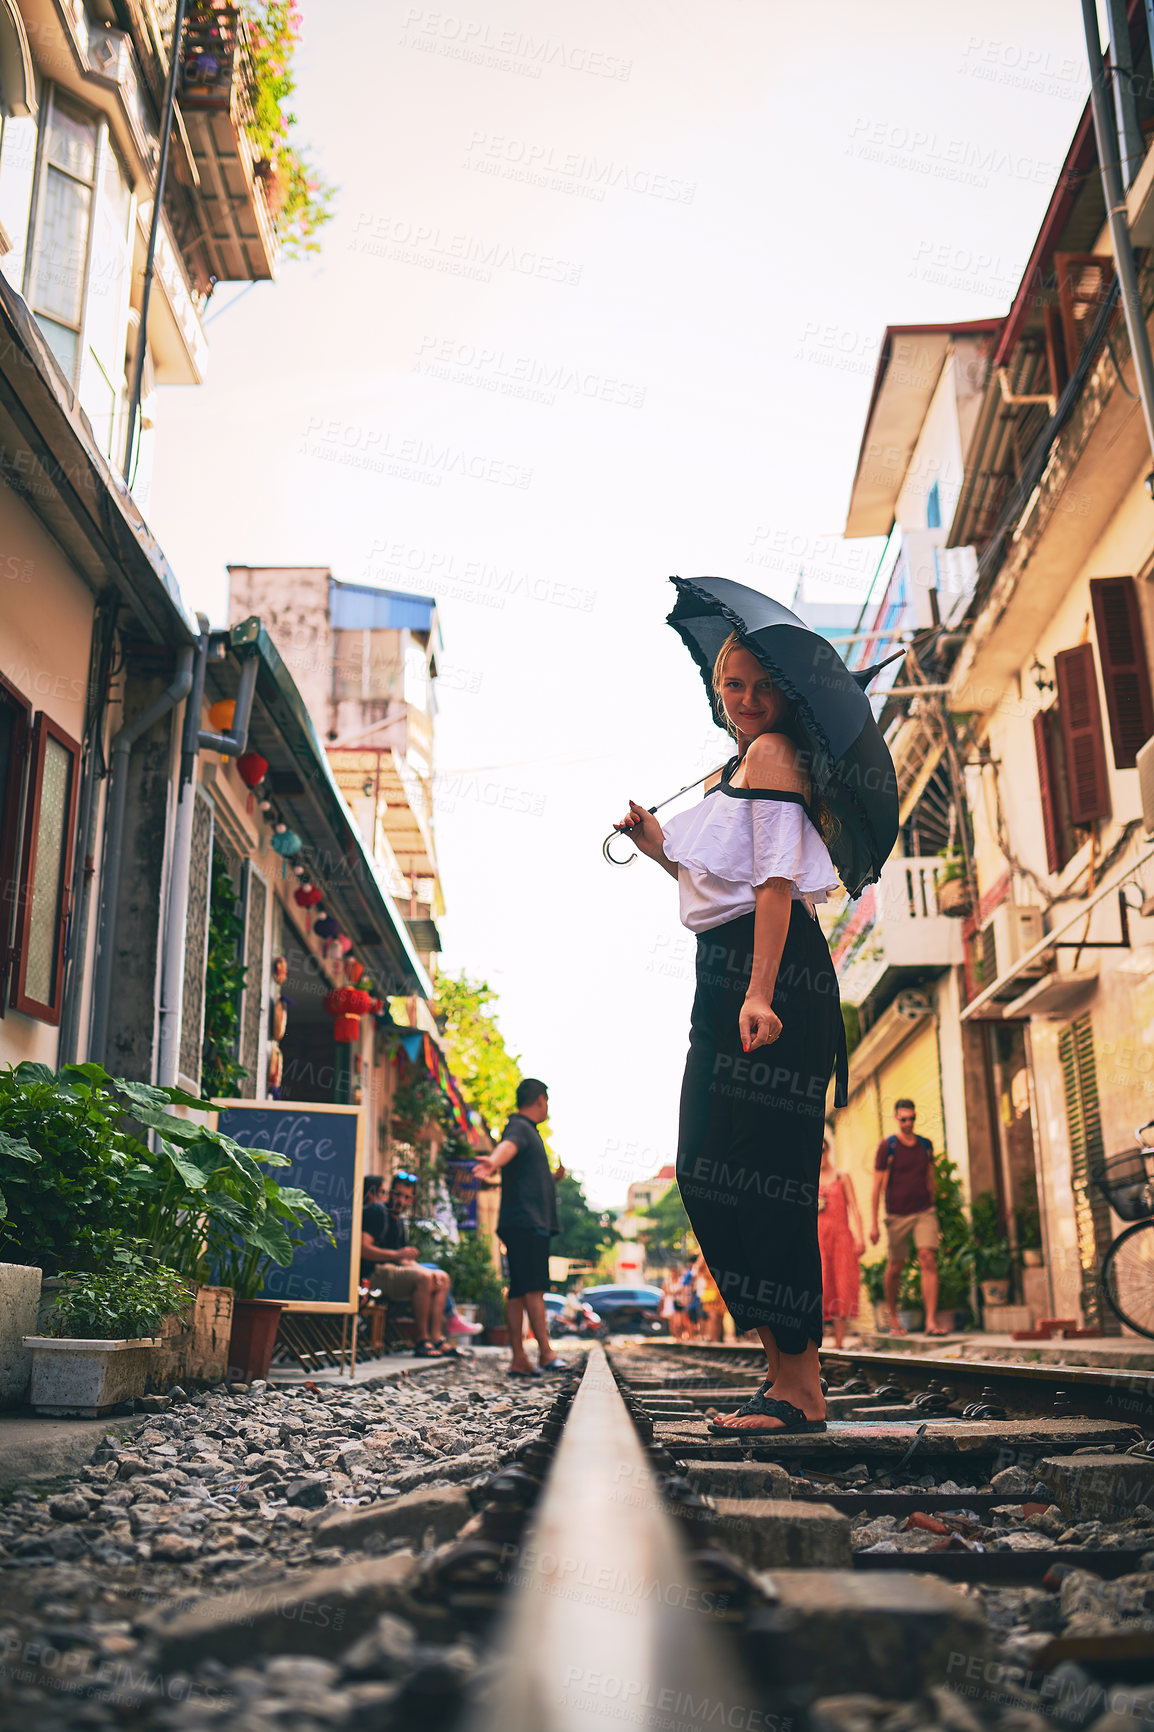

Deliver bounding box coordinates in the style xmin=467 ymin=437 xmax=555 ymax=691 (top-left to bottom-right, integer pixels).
xmin=666 ymin=575 xmax=887 ymax=895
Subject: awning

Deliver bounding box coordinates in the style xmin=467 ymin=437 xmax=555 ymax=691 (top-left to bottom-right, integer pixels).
xmin=205 ymin=618 xmax=433 ymax=999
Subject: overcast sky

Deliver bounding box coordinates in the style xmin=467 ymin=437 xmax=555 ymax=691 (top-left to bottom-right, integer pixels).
xmin=149 ymin=0 xmax=1093 ymax=1208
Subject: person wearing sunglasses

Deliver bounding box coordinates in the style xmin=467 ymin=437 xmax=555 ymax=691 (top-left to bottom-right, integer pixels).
xmin=386 ymin=1171 xmax=482 ymax=1350
xmin=360 ymin=1174 xmax=453 ymax=1358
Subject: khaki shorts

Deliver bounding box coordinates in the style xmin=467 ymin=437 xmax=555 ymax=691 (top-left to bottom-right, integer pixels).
xmin=366 ymin=1264 xmax=424 ymax=1301
xmin=886 ymin=1209 xmax=940 ymax=1263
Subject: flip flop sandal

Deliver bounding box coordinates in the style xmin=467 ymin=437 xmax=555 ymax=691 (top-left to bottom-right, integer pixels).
xmin=430 ymin=1341 xmax=462 ymax=1357
xmin=411 ymin=1339 xmax=442 ymax=1358
xmin=708 ymin=1392 xmax=827 ymax=1436
xmin=538 ymin=1358 xmax=575 ymax=1374
xmin=507 ymin=1366 xmax=542 ymax=1379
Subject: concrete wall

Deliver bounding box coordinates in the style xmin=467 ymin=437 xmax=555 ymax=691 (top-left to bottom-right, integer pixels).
xmin=0 ymin=482 xmax=97 ymax=1068
xmin=101 ymin=665 xmax=181 ymax=1082
xmin=226 ymin=566 xmax=334 ymax=733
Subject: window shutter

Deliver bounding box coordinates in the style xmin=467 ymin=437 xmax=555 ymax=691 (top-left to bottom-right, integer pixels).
xmin=1034 ymin=709 xmax=1067 ymax=874
xmin=12 ymin=714 xmax=81 ymax=1023
xmin=1090 ymin=577 xmax=1154 ymax=769
xmin=0 ymin=676 xmax=31 ymax=1011
xmin=1059 ymin=1013 xmax=1116 ymax=1332
xmin=1055 ymin=643 xmax=1111 ymax=825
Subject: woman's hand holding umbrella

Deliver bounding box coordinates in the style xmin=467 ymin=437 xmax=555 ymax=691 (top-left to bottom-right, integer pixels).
xmin=740 ymin=991 xmax=781 ymax=1052
xmin=613 ymin=799 xmax=666 ymax=862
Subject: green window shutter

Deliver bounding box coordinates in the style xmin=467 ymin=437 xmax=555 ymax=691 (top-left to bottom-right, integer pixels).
xmin=1059 ymin=1014 xmax=1117 ymax=1332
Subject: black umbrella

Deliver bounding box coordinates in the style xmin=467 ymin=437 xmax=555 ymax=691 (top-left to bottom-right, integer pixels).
xmin=666 ymin=575 xmax=899 ymax=897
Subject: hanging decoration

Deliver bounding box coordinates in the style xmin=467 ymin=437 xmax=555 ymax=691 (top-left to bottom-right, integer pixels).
xmin=267 ymin=1042 xmax=283 ymax=1096
xmin=337 ymin=934 xmax=353 ymax=955
xmin=207 ymin=698 xmax=236 ymax=733
xmin=345 ymin=958 xmax=364 ymax=985
xmin=236 ymin=750 xmax=268 ymax=814
xmin=314 ymin=915 xmax=340 ymax=940
xmin=271 ymin=998 xmax=289 ymax=1042
xmin=272 ymin=955 xmax=288 ymax=987
xmin=270 ymin=828 xmax=302 ymax=876
xmin=324 ymin=986 xmax=374 ymax=1045
xmin=294 ymin=883 xmax=323 ymax=930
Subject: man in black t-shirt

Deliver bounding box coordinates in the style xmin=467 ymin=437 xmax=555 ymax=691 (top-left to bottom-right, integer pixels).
xmin=360 ymin=1176 xmax=449 ymax=1357
xmin=472 ymin=1077 xmax=570 ymax=1377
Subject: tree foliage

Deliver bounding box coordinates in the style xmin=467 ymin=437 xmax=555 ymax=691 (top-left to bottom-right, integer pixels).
xmin=554 ymin=1173 xmax=618 ymax=1265
xmin=639 ymin=1182 xmax=695 ymax=1267
xmin=433 ymin=973 xmax=523 ymax=1138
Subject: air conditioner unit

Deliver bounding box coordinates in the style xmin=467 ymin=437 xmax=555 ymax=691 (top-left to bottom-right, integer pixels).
xmin=1137 ymin=733 xmax=1154 ymax=836
xmin=982 ymin=903 xmax=1047 ymax=998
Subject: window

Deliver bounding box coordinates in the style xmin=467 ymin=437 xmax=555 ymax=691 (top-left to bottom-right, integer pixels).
xmin=0 ymin=674 xmax=31 ymax=1010
xmin=11 ymin=714 xmax=80 ymax=1023
xmin=1090 ymin=577 xmax=1154 ymax=770
xmin=1058 ymin=1013 xmax=1115 ymax=1332
xmin=1033 ymin=706 xmax=1077 ymax=875
xmin=26 ymin=89 xmax=100 ymax=385
xmin=1054 ymin=642 xmax=1111 ymax=826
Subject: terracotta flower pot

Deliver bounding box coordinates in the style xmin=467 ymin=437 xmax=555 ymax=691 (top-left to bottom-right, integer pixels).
xmin=227 ymin=1298 xmax=286 ymax=1382
xmin=484 ymin=1326 xmax=510 ymax=1347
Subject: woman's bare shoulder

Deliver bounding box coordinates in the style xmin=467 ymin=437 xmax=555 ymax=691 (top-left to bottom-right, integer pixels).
xmin=744 ymin=731 xmax=808 ymax=792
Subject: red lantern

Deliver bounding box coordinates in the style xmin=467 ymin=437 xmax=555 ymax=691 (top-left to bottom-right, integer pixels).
xmin=368 ymin=998 xmax=384 ymax=1014
xmin=324 ymin=988 xmax=373 ymax=1018
xmin=236 ymin=750 xmax=268 ymax=814
xmin=345 ymin=959 xmax=364 ymax=985
xmin=332 ymin=1015 xmax=360 ymax=1043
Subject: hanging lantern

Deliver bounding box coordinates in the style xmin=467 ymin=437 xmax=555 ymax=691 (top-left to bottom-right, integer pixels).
xmin=236 ymin=751 xmax=267 ymax=788
xmin=272 ymin=955 xmax=288 ymax=986
xmin=235 ymin=750 xmax=268 ymax=814
xmin=267 ymin=1042 xmax=283 ymax=1095
xmin=208 ymin=698 xmax=236 ymax=733
xmin=324 ymin=988 xmax=373 ymax=1018
xmin=295 ymin=884 xmax=323 ymax=908
xmin=337 ymin=934 xmax=353 ymax=955
xmin=368 ymin=998 xmax=384 ymax=1015
xmin=332 ymin=1015 xmax=360 ymax=1043
xmin=271 ymin=999 xmax=289 ymax=1041
xmin=315 ymin=915 xmax=339 ymax=940
xmin=270 ymin=829 xmax=302 ymax=876
xmin=345 ymin=958 xmax=364 ymax=985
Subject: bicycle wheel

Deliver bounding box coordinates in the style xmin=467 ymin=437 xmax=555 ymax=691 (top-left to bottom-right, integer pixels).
xmin=1101 ymin=1219 xmax=1154 ymax=1338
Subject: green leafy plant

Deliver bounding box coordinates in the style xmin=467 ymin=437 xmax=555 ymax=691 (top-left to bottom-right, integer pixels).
xmin=201 ymin=853 xmax=248 ymax=1101
xmin=861 ymin=1259 xmax=888 ymax=1304
xmin=1015 ymin=1200 xmax=1043 ymax=1253
xmin=239 ymin=1 xmax=335 ymax=255
xmin=207 ymin=1172 xmax=335 ymax=1300
xmin=971 ymin=1190 xmax=1014 ymax=1280
xmin=0 ymin=1062 xmax=161 ymax=1272
xmin=638 ymin=1183 xmax=692 ymax=1268
xmin=433 ymin=973 xmax=523 ymax=1139
xmin=45 ymin=1249 xmax=193 ymax=1341
xmin=898 ymin=1151 xmax=975 ymax=1320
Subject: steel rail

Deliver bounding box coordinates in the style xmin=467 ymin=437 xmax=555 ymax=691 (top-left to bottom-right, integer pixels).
xmin=465 ymin=1345 xmax=759 ymax=1732
xmin=624 ymin=1342 xmax=1154 ymax=1429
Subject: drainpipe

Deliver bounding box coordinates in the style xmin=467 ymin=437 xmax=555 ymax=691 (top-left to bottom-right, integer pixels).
xmin=1082 ymin=0 xmax=1154 ymax=462
xmin=156 ymin=646 xmax=259 ymax=1087
xmin=89 ymin=646 xmax=194 ymax=1067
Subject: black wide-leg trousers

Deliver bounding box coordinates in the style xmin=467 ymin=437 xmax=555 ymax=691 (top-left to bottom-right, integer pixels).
xmin=675 ymin=904 xmax=843 ymax=1355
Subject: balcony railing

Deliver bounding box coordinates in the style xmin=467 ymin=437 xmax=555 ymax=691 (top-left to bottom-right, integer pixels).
xmin=834 ymin=856 xmax=964 ymax=1006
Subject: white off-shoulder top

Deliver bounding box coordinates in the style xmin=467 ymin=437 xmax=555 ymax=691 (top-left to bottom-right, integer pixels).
xmin=661 ymin=758 xmax=839 ymax=934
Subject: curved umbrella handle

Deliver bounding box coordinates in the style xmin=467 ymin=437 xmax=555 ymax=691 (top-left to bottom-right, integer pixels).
xmin=602 ymin=825 xmax=640 ymax=866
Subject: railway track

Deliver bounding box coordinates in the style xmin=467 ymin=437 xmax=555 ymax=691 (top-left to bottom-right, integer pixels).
xmin=3 ymin=1342 xmax=1154 ymax=1731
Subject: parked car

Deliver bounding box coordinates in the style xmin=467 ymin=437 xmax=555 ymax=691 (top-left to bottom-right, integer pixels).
xmin=581 ymin=1285 xmax=667 ymax=1335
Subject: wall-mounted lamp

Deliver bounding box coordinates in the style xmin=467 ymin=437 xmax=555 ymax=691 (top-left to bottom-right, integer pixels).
xmin=1031 ymin=657 xmax=1056 ymax=694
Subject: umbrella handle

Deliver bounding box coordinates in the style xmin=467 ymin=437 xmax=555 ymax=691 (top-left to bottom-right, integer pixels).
xmin=602 ymin=825 xmax=641 ymax=866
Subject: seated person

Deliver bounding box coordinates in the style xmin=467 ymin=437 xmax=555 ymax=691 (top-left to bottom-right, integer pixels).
xmin=360 ymin=1175 xmax=453 ymax=1359
xmin=388 ymin=1169 xmax=481 ymax=1338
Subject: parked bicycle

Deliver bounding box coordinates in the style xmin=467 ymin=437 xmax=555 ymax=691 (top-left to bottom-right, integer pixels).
xmin=1095 ymin=1120 xmax=1154 ymax=1337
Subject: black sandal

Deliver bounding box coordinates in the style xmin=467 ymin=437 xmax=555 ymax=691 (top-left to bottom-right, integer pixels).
xmin=708 ymin=1392 xmax=827 ymax=1435
xmin=412 ymin=1339 xmax=441 ymax=1358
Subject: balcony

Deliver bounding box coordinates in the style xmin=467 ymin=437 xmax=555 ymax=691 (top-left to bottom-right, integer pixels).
xmin=833 ymin=857 xmax=964 ymax=1006
xmin=176 ymin=4 xmax=277 ymax=282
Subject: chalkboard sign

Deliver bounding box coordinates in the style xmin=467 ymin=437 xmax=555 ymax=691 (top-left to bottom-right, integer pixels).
xmin=213 ymin=1102 xmax=364 ymax=1312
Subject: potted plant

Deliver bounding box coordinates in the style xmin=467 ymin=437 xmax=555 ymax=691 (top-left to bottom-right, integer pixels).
xmin=24 ymin=1251 xmax=192 ymax=1416
xmin=209 ymin=1173 xmax=336 ymax=1380
xmin=936 ymin=848 xmax=973 ymax=919
xmin=861 ymin=1259 xmax=889 ymax=1331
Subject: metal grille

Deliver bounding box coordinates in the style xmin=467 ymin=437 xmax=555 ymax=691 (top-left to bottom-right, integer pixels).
xmin=1059 ymin=1012 xmax=1118 ymax=1332
xmin=238 ymin=866 xmax=267 ymax=1097
xmin=179 ymin=793 xmax=213 ymax=1089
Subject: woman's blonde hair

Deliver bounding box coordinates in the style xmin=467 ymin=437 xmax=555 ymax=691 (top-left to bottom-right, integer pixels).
xmin=712 ymin=630 xmax=840 ymax=846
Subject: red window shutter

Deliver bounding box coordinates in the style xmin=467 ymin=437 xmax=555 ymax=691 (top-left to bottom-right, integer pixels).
xmin=1090 ymin=576 xmax=1154 ymax=769
xmin=1055 ymin=643 xmax=1111 ymax=826
xmin=1034 ymin=708 xmax=1069 ymax=874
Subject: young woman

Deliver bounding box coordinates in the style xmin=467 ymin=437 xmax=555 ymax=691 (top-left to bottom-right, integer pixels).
xmin=615 ymin=634 xmax=844 ymax=1433
xmin=818 ymin=1135 xmax=864 ymax=1349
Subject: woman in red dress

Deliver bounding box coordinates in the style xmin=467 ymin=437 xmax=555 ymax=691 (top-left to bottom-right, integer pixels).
xmin=818 ymin=1136 xmax=864 ymax=1348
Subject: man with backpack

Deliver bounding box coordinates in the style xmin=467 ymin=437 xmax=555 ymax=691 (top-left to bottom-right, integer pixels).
xmin=869 ymin=1099 xmax=945 ymax=1335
